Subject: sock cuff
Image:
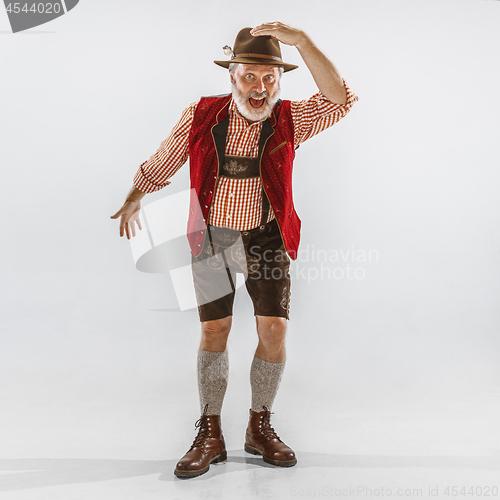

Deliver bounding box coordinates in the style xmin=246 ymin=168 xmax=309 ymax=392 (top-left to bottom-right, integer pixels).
xmin=198 ymin=350 xmax=229 ymax=375
xmin=252 ymin=354 xmax=285 ymax=367
xmin=198 ymin=349 xmax=229 ymax=361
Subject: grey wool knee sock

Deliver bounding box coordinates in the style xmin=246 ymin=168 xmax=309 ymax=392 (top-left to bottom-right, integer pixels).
xmin=197 ymin=350 xmax=229 ymax=416
xmin=250 ymin=355 xmax=286 ymax=413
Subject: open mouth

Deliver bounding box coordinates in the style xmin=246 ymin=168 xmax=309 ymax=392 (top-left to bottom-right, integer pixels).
xmin=249 ymin=97 xmax=266 ymax=109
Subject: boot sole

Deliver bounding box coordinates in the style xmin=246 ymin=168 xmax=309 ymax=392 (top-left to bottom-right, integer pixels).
xmin=244 ymin=444 xmax=297 ymax=467
xmin=174 ymin=450 xmax=227 ymax=478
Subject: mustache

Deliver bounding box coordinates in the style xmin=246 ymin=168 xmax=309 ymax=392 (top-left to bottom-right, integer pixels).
xmin=246 ymin=91 xmax=269 ymax=100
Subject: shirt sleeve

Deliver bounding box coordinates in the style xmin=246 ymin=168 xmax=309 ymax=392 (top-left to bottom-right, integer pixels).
xmin=290 ymin=78 xmax=359 ymax=148
xmin=132 ymin=100 xmax=199 ymax=193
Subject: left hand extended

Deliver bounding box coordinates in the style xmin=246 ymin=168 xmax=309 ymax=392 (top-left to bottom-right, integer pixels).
xmin=250 ymin=21 xmax=305 ymax=47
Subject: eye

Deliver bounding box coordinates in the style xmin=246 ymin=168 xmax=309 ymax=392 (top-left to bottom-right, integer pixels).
xmin=265 ymin=76 xmax=275 ymax=82
xmin=245 ymin=74 xmax=254 ymax=80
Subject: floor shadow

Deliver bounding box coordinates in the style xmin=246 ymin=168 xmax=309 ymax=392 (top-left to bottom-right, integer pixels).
xmin=1 ymin=450 xmax=499 ymax=490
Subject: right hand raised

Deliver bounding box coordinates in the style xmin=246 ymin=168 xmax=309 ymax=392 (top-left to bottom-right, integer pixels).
xmin=110 ymin=200 xmax=143 ymax=239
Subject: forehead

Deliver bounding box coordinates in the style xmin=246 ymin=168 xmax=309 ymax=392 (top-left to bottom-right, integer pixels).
xmin=236 ymin=64 xmax=280 ymax=75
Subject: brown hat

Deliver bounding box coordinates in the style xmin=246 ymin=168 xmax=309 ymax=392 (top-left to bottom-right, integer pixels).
xmin=214 ymin=27 xmax=298 ymax=73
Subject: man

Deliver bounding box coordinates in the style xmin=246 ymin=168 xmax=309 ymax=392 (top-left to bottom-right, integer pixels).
xmin=111 ymin=21 xmax=358 ymax=478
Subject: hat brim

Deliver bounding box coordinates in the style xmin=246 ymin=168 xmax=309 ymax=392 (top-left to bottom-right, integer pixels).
xmin=214 ymin=58 xmax=298 ymax=73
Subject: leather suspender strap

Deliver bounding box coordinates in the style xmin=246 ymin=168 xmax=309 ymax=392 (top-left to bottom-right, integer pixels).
xmin=212 ymin=114 xmax=230 ymax=178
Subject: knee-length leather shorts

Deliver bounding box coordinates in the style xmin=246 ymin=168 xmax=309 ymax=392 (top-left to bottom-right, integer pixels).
xmin=191 ymin=218 xmax=291 ymax=322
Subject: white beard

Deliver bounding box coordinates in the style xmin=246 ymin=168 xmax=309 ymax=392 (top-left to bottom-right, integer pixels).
xmin=231 ymin=81 xmax=281 ymax=122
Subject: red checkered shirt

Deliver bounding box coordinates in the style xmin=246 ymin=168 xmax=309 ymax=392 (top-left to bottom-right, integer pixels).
xmin=133 ymin=79 xmax=358 ymax=230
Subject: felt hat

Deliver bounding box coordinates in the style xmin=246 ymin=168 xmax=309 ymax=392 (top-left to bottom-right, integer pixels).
xmin=214 ymin=27 xmax=298 ymax=72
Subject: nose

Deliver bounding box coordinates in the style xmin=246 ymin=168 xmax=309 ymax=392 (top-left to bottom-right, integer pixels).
xmin=255 ymin=79 xmax=267 ymax=93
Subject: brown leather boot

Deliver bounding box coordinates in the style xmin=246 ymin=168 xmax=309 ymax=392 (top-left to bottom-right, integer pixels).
xmin=174 ymin=404 xmax=227 ymax=478
xmin=244 ymin=406 xmax=297 ymax=467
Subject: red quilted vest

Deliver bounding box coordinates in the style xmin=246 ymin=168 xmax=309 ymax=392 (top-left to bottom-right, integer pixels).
xmin=187 ymin=94 xmax=301 ymax=260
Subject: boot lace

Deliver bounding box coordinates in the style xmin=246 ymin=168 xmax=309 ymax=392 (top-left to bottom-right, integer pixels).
xmin=261 ymin=406 xmax=281 ymax=441
xmin=189 ymin=403 xmax=210 ymax=450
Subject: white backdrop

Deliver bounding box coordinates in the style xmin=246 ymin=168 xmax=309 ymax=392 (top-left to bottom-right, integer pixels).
xmin=1 ymin=0 xmax=500 ymax=488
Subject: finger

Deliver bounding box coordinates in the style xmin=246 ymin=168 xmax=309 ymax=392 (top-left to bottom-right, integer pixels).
xmin=252 ymin=21 xmax=289 ymax=38
xmin=251 ymin=27 xmax=273 ymax=36
xmin=120 ymin=214 xmax=130 ymax=239
xmin=136 ymin=218 xmax=143 ymax=231
xmin=251 ymin=23 xmax=276 ymax=34
xmin=253 ymin=21 xmax=281 ymax=30
xmin=252 ymin=29 xmax=281 ymax=41
xmin=110 ymin=210 xmax=122 ymax=219
xmin=251 ymin=30 xmax=274 ymax=39
xmin=119 ymin=216 xmax=127 ymax=237
xmin=252 ymin=21 xmax=278 ymax=29
xmin=130 ymin=221 xmax=136 ymax=238
xmin=252 ymin=30 xmax=281 ymax=43
xmin=251 ymin=23 xmax=267 ymax=32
